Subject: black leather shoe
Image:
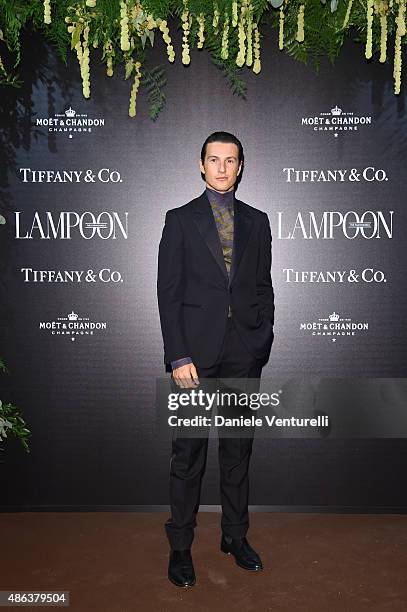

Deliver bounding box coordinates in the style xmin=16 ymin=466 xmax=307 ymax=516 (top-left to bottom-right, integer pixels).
xmin=221 ymin=535 xmax=263 ymax=571
xmin=168 ymin=549 xmax=196 ymax=587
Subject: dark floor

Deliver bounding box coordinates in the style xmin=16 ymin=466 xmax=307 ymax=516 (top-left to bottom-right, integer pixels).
xmin=2 ymin=512 xmax=407 ymax=611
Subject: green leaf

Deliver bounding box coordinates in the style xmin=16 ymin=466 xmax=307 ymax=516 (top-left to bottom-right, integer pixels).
xmin=71 ymin=23 xmax=83 ymax=51
xmin=125 ymin=60 xmax=134 ymax=79
xmin=146 ymin=29 xmax=154 ymax=47
xmin=141 ymin=64 xmax=167 ymax=120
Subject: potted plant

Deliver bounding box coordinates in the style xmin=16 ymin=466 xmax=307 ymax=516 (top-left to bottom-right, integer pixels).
xmin=0 ymin=358 xmax=31 ymax=454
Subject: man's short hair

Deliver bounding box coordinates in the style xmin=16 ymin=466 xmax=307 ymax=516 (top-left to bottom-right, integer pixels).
xmin=201 ymin=131 xmax=244 ymax=165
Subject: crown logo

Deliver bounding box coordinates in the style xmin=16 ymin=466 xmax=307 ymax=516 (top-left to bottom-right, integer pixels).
xmin=329 ymin=312 xmax=339 ymax=321
xmin=68 ymin=311 xmax=78 ymax=320
xmin=65 ymin=107 xmax=76 ymax=117
xmin=330 ymin=105 xmax=342 ymax=116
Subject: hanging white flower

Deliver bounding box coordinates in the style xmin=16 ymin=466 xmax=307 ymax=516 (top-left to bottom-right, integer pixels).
xmin=197 ymin=13 xmax=206 ymax=48
xmin=296 ymin=4 xmax=305 ymax=43
xmin=156 ymin=19 xmax=175 ymax=62
xmin=221 ymin=13 xmax=229 ymax=60
xmin=120 ymin=1 xmax=130 ymax=51
xmin=253 ymin=23 xmax=261 ymax=73
xmin=129 ymin=61 xmax=142 ymax=117
xmin=365 ymin=0 xmax=374 ymax=59
xmin=43 ymin=0 xmax=51 ymax=24
xmin=181 ymin=0 xmax=191 ymax=65
xmin=232 ymin=1 xmax=238 ymax=27
xmin=236 ymin=0 xmax=247 ymax=67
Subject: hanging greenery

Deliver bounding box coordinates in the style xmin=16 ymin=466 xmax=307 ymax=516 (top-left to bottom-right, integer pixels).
xmin=0 ymin=0 xmax=406 ymax=120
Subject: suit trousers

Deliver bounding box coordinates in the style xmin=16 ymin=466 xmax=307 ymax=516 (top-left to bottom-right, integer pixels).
xmin=165 ymin=316 xmax=264 ymax=551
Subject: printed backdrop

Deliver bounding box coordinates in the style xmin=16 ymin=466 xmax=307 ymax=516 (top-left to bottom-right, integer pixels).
xmin=1 ymin=24 xmax=407 ymax=509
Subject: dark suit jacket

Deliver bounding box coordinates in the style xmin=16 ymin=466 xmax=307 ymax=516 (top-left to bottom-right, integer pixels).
xmin=157 ymin=190 xmax=274 ymax=372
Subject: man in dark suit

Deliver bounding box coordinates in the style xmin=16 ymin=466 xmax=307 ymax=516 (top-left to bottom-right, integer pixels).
xmin=157 ymin=131 xmax=274 ymax=587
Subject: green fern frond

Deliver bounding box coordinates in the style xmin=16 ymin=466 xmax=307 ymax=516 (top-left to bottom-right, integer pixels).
xmin=141 ymin=64 xmax=167 ymax=120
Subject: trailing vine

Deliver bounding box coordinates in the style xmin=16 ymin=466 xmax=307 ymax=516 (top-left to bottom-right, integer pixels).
xmin=0 ymin=1 xmax=405 ymax=118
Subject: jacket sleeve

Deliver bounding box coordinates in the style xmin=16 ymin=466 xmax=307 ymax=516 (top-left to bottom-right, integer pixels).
xmin=157 ymin=210 xmax=189 ymax=363
xmin=256 ymin=212 xmax=275 ymax=326
xmin=171 ymin=356 xmax=193 ymax=370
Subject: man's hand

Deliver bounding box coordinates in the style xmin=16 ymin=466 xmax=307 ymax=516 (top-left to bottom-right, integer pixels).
xmin=172 ymin=362 xmax=200 ymax=389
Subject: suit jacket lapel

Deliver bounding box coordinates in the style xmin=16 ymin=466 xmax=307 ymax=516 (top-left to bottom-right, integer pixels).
xmin=192 ymin=190 xmax=253 ymax=287
xmin=192 ymin=191 xmax=229 ymax=283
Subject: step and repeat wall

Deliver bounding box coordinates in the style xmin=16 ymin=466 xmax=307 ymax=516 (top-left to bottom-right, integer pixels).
xmin=1 ymin=26 xmax=407 ymax=509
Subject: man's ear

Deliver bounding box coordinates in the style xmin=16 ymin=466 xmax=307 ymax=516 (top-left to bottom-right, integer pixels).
xmin=237 ymin=162 xmax=242 ymax=176
xmin=199 ymin=159 xmax=205 ymax=174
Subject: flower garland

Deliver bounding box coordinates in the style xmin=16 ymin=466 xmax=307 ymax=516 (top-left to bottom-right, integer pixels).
xmin=103 ymin=40 xmax=115 ymax=77
xmin=296 ymin=4 xmax=305 ymax=44
xmin=181 ymin=0 xmax=192 ymax=65
xmin=120 ymin=1 xmax=131 ymax=52
xmin=157 ymin=19 xmax=175 ymax=62
xmin=221 ymin=12 xmax=230 ymax=60
xmin=196 ymin=13 xmax=206 ymax=49
xmin=232 ymin=1 xmax=238 ymax=28
xmin=365 ymin=0 xmax=374 ymax=59
xmin=8 ymin=0 xmax=402 ymax=120
xmin=394 ymin=0 xmax=406 ymax=94
xmin=245 ymin=0 xmax=253 ymax=67
xmin=342 ymin=0 xmax=354 ymax=29
xmin=66 ymin=5 xmax=91 ymax=98
xmin=253 ymin=23 xmax=261 ymax=74
xmin=279 ymin=5 xmax=285 ymax=51
xmin=236 ymin=0 xmax=247 ymax=67
xmin=129 ymin=61 xmax=142 ymax=116
xmin=378 ymin=1 xmax=388 ymax=64
xmin=81 ymin=25 xmax=91 ymax=98
xmin=43 ymin=0 xmax=51 ymax=25
xmin=213 ymin=2 xmax=220 ymax=35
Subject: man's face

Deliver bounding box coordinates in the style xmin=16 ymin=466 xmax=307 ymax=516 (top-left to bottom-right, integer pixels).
xmin=199 ymin=141 xmax=242 ymax=193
